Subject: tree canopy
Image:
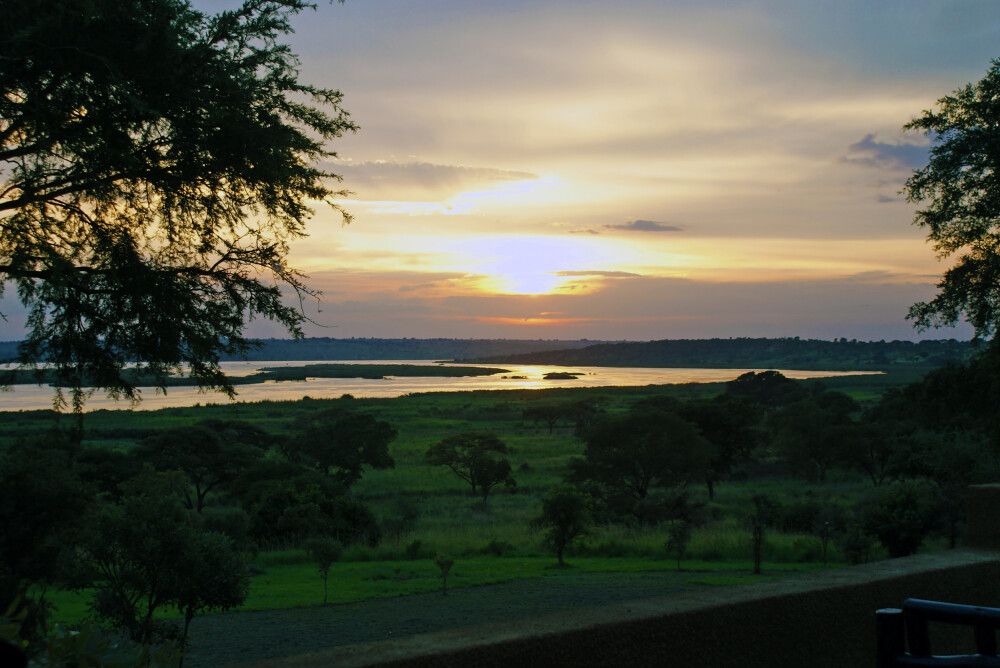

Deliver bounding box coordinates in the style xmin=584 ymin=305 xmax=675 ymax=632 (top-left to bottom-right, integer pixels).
xmin=425 ymin=432 xmax=516 ymax=505
xmin=904 ymin=59 xmax=1000 ymax=339
xmin=570 ymin=407 xmax=714 ymax=519
xmin=0 ymin=0 xmax=354 ymax=407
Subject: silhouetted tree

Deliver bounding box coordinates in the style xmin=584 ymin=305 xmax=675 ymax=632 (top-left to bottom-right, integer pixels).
xmin=570 ymin=407 xmax=713 ymax=519
xmin=903 ymin=59 xmax=1000 ymax=338
xmin=769 ymin=392 xmax=859 ymax=481
xmin=533 ymin=487 xmax=589 ymax=567
xmin=137 ymin=425 xmax=264 ymax=513
xmin=287 ymin=410 xmax=396 ymax=486
xmin=678 ymin=396 xmax=760 ymax=498
xmin=234 ymin=462 xmax=380 ymax=547
xmin=425 ymin=433 xmax=515 ymax=506
xmin=725 ymin=371 xmax=807 ymax=408
xmin=0 ymin=0 xmax=355 ymax=408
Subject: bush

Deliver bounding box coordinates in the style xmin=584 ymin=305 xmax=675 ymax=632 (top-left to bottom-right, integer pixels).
xmin=403 ymin=540 xmax=432 ymax=560
xmin=776 ymin=500 xmax=822 ymax=534
xmin=381 ymin=497 xmax=420 ymax=542
xmin=860 ymin=480 xmax=941 ymax=558
xmin=838 ymin=519 xmax=875 ymax=564
xmin=482 ymin=540 xmax=514 ymax=556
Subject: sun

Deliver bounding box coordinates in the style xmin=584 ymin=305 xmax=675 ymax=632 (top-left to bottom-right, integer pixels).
xmin=452 ymin=235 xmax=610 ymax=296
xmin=478 ymin=271 xmax=571 ymax=296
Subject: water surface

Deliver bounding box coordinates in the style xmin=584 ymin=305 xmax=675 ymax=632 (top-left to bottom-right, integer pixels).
xmin=0 ymin=360 xmax=879 ymax=412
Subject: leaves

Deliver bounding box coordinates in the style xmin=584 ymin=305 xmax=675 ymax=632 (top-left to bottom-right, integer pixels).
xmin=0 ymin=0 xmax=356 ymax=402
xmin=903 ymin=59 xmax=1000 ymax=338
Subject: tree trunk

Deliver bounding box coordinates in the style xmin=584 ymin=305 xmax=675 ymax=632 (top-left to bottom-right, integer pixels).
xmin=179 ymin=611 xmax=193 ymax=668
xmin=557 ymin=543 xmax=565 ymax=567
xmin=322 ymin=573 xmax=329 ymax=605
xmin=706 ymin=478 xmax=715 ymax=500
xmin=752 ymin=525 xmax=763 ymax=574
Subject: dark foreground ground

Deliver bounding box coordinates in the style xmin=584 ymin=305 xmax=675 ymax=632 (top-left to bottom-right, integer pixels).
xmin=186 ymin=571 xmax=716 ymax=666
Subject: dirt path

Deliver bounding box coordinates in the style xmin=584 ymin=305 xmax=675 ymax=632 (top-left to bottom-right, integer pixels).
xmin=186 ymin=571 xmax=699 ymax=666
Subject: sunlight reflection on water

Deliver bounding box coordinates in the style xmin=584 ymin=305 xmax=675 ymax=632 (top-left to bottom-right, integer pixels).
xmin=0 ymin=360 xmax=880 ymax=412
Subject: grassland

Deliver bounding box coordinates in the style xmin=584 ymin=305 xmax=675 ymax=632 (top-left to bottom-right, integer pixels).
xmin=1 ymin=367 xmax=933 ymax=626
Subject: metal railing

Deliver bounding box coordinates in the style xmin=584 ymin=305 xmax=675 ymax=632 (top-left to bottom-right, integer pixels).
xmin=877 ymin=598 xmax=1000 ymax=667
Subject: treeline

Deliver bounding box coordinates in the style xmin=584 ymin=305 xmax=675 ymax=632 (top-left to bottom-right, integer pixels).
xmin=220 ymin=338 xmax=601 ymax=361
xmin=465 ymin=337 xmax=978 ymax=370
xmin=0 ymin=337 xmax=601 ymax=364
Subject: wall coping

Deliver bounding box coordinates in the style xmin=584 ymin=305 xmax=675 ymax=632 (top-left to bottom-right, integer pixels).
xmin=255 ymin=550 xmax=1000 ymax=668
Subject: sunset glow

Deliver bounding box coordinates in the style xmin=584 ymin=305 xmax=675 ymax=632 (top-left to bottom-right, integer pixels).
xmin=1 ymin=0 xmax=995 ymax=341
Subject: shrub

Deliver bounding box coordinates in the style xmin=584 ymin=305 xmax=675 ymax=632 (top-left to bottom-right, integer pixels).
xmin=482 ymin=540 xmax=514 ymax=556
xmin=860 ymin=480 xmax=941 ymax=558
xmin=403 ymin=540 xmax=431 ymax=561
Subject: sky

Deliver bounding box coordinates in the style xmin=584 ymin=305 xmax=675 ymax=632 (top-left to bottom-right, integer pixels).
xmin=6 ymin=0 xmax=1000 ymax=341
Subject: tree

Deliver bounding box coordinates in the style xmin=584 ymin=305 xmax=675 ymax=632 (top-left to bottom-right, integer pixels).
xmin=79 ymin=470 xmax=197 ymax=645
xmin=137 ymin=424 xmax=264 ymax=513
xmin=0 ymin=439 xmax=93 ymax=647
xmin=174 ymin=532 xmax=249 ymax=664
xmin=0 ymin=0 xmax=355 ymax=407
xmin=434 ymin=555 xmax=454 ymax=596
xmin=769 ymin=392 xmax=859 ymax=481
xmin=532 ymin=487 xmax=589 ymax=567
xmin=665 ymin=519 xmax=692 ymax=571
xmin=425 ymin=433 xmax=516 ymax=506
xmin=678 ymin=396 xmax=759 ymax=499
xmin=859 ymin=480 xmax=941 ymax=558
xmin=234 ymin=461 xmax=380 ymax=546
xmin=903 ymin=60 xmax=1000 ymax=338
xmin=522 ymin=404 xmax=565 ymax=434
xmin=287 ymin=410 xmax=396 ymax=487
xmin=725 ymin=371 xmax=807 ymax=408
xmin=304 ymin=537 xmax=342 ymax=606
xmin=569 ymin=407 xmax=713 ymax=519
xmin=748 ymin=495 xmax=777 ymax=575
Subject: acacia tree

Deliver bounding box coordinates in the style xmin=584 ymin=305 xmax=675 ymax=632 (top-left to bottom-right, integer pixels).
xmin=904 ymin=59 xmax=1000 ymax=338
xmin=137 ymin=424 xmax=264 ymax=512
xmin=0 ymin=0 xmax=354 ymax=411
xmin=532 ymin=487 xmax=589 ymax=567
xmin=425 ymin=433 xmax=516 ymax=506
xmin=569 ymin=408 xmax=713 ymax=519
xmin=287 ymin=410 xmax=397 ymax=487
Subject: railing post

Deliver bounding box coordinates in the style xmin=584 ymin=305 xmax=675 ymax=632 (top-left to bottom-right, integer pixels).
xmin=876 ymin=608 xmax=905 ymax=668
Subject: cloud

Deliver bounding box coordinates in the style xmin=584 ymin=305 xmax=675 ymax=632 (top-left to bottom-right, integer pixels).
xmin=330 ymin=161 xmax=538 ymax=201
xmin=554 ymin=270 xmax=642 ymax=278
xmin=604 ymin=219 xmax=684 ymax=233
xmin=845 ymin=134 xmax=928 ymax=170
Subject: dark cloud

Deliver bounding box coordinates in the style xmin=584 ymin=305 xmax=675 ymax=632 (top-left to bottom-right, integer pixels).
xmin=568 ymin=228 xmax=601 ymax=235
xmin=555 ymin=270 xmax=642 ymax=278
xmin=330 ymin=161 xmax=537 ymax=200
xmin=604 ymin=219 xmax=684 ymax=233
xmin=845 ymin=134 xmax=928 ymax=171
xmin=876 ymin=193 xmax=901 ymax=204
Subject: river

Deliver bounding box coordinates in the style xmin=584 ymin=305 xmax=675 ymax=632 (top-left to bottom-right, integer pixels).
xmin=0 ymin=360 xmax=879 ymax=412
